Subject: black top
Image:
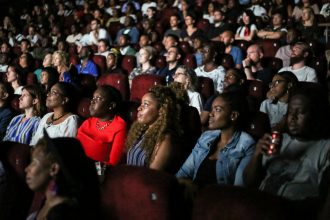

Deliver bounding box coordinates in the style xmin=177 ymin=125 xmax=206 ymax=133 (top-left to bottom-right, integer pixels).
xmin=194 ymin=157 xmax=218 ymax=188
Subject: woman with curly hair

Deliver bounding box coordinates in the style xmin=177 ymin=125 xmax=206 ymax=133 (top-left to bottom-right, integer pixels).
xmin=126 ymin=85 xmax=182 ymax=173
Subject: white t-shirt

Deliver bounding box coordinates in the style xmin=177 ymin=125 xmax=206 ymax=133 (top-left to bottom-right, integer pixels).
xmin=30 ymin=112 xmax=80 ymax=146
xmin=236 ymin=24 xmax=258 ymax=38
xmin=260 ymin=99 xmax=287 ymax=128
xmin=187 ymin=90 xmax=203 ymax=114
xmin=195 ymin=65 xmax=226 ymax=93
xmin=279 ymin=66 xmax=318 ymax=83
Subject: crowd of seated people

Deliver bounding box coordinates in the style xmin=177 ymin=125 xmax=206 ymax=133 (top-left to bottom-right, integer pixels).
xmin=0 ymin=0 xmax=330 ymax=219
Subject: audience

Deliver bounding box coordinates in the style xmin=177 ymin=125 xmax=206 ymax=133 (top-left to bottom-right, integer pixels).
xmin=0 ymin=0 xmax=329 ymax=218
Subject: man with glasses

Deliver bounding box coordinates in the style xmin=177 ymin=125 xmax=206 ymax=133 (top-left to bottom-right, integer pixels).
xmin=278 ymin=42 xmax=317 ymax=83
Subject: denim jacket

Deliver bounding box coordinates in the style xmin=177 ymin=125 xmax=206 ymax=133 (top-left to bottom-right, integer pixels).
xmin=176 ymin=130 xmax=255 ymax=186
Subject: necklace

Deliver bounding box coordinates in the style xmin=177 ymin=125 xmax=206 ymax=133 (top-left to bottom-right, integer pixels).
xmin=96 ymin=119 xmax=113 ymax=131
xmin=46 ymin=113 xmax=69 ymax=126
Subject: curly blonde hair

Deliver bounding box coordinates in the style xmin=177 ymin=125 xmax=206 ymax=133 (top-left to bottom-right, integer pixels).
xmin=126 ymin=85 xmax=182 ymax=164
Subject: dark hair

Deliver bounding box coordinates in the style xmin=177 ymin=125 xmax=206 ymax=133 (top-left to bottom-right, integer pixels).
xmin=276 ymin=71 xmax=298 ymax=91
xmin=97 ymin=85 xmax=123 ymax=115
xmin=0 ymin=81 xmax=14 ymax=105
xmin=35 ymin=135 xmax=100 ymax=219
xmin=23 ymin=84 xmax=46 ymax=116
xmin=42 ymin=67 xmax=59 ymax=93
xmin=216 ymin=91 xmax=248 ymax=130
xmin=54 ymin=82 xmax=79 ymax=113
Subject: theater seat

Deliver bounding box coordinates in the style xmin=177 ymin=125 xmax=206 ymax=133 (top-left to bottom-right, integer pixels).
xmin=245 ymin=111 xmax=271 ymax=141
xmin=256 ymin=39 xmax=281 ymax=58
xmin=154 ymin=56 xmax=166 ymax=69
xmin=121 ymin=101 xmax=140 ymax=129
xmin=193 ymin=185 xmax=290 ymax=220
xmin=100 ymin=165 xmax=185 ymax=220
xmin=179 ymin=41 xmax=193 ymax=55
xmin=10 ymin=94 xmax=21 ymax=114
xmin=121 ymin=55 xmax=137 ymax=75
xmin=76 ymin=97 xmax=91 ymax=119
xmin=221 ymin=54 xmax=235 ymax=70
xmin=92 ymin=55 xmax=107 ymax=74
xmin=26 ymin=72 xmax=38 ymax=85
xmin=97 ymin=73 xmax=130 ymax=100
xmin=183 ymin=54 xmax=197 ymax=69
xmin=130 ymin=74 xmax=166 ymax=102
xmin=197 ymin=76 xmax=215 ymax=102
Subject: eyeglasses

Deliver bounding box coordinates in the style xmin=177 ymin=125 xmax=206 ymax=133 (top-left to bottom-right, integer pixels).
xmin=174 ymin=72 xmax=187 ymax=77
xmin=269 ymin=80 xmax=286 ymax=88
xmin=48 ymin=90 xmax=63 ymax=96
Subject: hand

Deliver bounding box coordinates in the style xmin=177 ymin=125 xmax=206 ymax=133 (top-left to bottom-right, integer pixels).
xmin=243 ymin=58 xmax=251 ymax=68
xmin=255 ymin=133 xmax=272 ymax=156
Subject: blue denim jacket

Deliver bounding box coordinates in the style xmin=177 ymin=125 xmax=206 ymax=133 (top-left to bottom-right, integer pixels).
xmin=176 ymin=130 xmax=255 ymax=186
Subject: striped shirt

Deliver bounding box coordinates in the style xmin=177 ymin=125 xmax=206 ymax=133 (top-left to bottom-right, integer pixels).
xmin=126 ymin=136 xmax=147 ymax=167
xmin=3 ymin=114 xmax=41 ymax=145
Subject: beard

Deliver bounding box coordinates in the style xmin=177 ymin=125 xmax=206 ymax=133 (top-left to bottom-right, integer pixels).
xmin=290 ymin=55 xmax=305 ymax=65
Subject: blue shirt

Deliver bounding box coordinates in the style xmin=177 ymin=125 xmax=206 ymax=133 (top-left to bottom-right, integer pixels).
xmin=0 ymin=106 xmax=14 ymax=140
xmin=76 ymin=60 xmax=99 ymax=78
xmin=127 ymin=136 xmax=146 ymax=167
xmin=230 ymin=46 xmax=243 ymax=67
xmin=176 ymin=130 xmax=255 ymax=186
xmin=3 ymin=114 xmax=40 ymax=145
xmin=116 ymin=27 xmax=140 ymax=45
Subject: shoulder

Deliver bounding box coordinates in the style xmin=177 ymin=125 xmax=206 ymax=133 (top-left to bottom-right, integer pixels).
xmin=112 ymin=115 xmax=127 ymax=129
xmin=199 ymin=130 xmax=220 ymax=142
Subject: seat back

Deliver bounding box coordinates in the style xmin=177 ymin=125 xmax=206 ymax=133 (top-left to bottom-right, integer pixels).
xmin=193 ymin=185 xmax=290 ymax=220
xmin=245 ymin=111 xmax=271 ymax=141
xmin=92 ymin=55 xmax=107 ymax=74
xmin=97 ymin=73 xmax=130 ymax=100
xmin=26 ymin=72 xmax=38 ymax=85
xmin=183 ymin=53 xmax=197 ymax=69
xmin=130 ymin=74 xmax=166 ymax=102
xmin=121 ymin=55 xmax=137 ymax=75
xmin=100 ymin=165 xmax=185 ymax=220
xmin=76 ymin=97 xmax=91 ymax=119
xmin=197 ymin=76 xmax=215 ymax=102
xmin=256 ymin=39 xmax=281 ymax=57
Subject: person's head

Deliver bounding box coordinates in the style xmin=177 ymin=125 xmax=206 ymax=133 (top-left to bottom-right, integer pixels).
xmin=46 ymin=82 xmax=78 ymax=112
xmin=220 ymin=31 xmax=235 ymax=47
xmin=201 ymin=42 xmax=218 ymax=65
xmin=287 ymin=84 xmax=329 ymax=140
xmin=268 ymin=71 xmax=298 ymax=101
xmin=89 ymin=85 xmax=122 ymax=118
xmin=19 ymin=52 xmax=34 ymax=69
xmin=28 ymin=25 xmax=36 ymax=36
xmin=79 ymin=46 xmax=91 ymax=60
xmin=57 ymin=40 xmax=68 ymax=52
xmin=184 ymin=13 xmax=196 ymax=27
xmin=118 ymin=34 xmax=131 ymax=47
xmin=139 ymin=34 xmax=151 ymax=48
xmin=142 ymin=18 xmax=154 ymax=31
xmin=209 ymin=91 xmax=248 ymax=130
xmin=40 ymin=67 xmax=59 ymax=92
xmin=242 ymin=9 xmax=255 ymax=25
xmin=20 ymin=39 xmax=31 ymax=53
xmin=165 ymin=46 xmax=182 ymax=64
xmin=106 ymin=48 xmax=120 ymax=69
xmin=1 ymin=41 xmax=11 ymax=53
xmin=6 ymin=65 xmax=24 ymax=85
xmin=213 ymin=8 xmax=225 ymax=23
xmin=224 ymin=68 xmax=247 ymax=89
xmin=70 ymin=24 xmax=78 ymax=34
xmin=98 ymin=39 xmax=110 ymax=53
xmin=52 ymin=51 xmax=67 ymax=67
xmin=90 ymin=18 xmax=101 ymax=31
xmin=42 ymin=53 xmax=53 ymax=68
xmin=0 ymin=52 xmax=9 ymax=65
xmin=246 ymin=44 xmax=263 ymax=65
xmin=290 ymin=42 xmax=310 ymax=65
xmin=163 ymin=34 xmax=179 ymax=50
xmin=127 ymin=85 xmax=180 ymax=162
xmin=169 ymin=14 xmax=180 ymax=28
xmin=272 ymin=12 xmax=283 ymax=27
xmin=0 ymin=82 xmax=14 ymax=105
xmin=301 ymin=6 xmax=314 ymax=24
xmin=147 ymin=6 xmax=157 ymax=19
xmin=25 ymin=135 xmax=99 ymax=215
xmin=192 ymin=36 xmax=205 ymax=51
xmin=286 ymin=28 xmax=299 ymax=45
xmin=20 ymin=84 xmax=46 ymax=116
xmin=138 ymin=46 xmax=155 ymax=65
xmin=124 ymin=16 xmax=134 ymax=27
xmin=173 ymin=65 xmax=199 ymax=91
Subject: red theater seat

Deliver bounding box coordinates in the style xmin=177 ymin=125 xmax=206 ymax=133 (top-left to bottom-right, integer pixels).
xmin=97 ymin=73 xmax=130 ymax=100
xmin=92 ymin=55 xmax=107 ymax=74
xmin=197 ymin=76 xmax=215 ymax=102
xmin=121 ymin=55 xmax=137 ymax=75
